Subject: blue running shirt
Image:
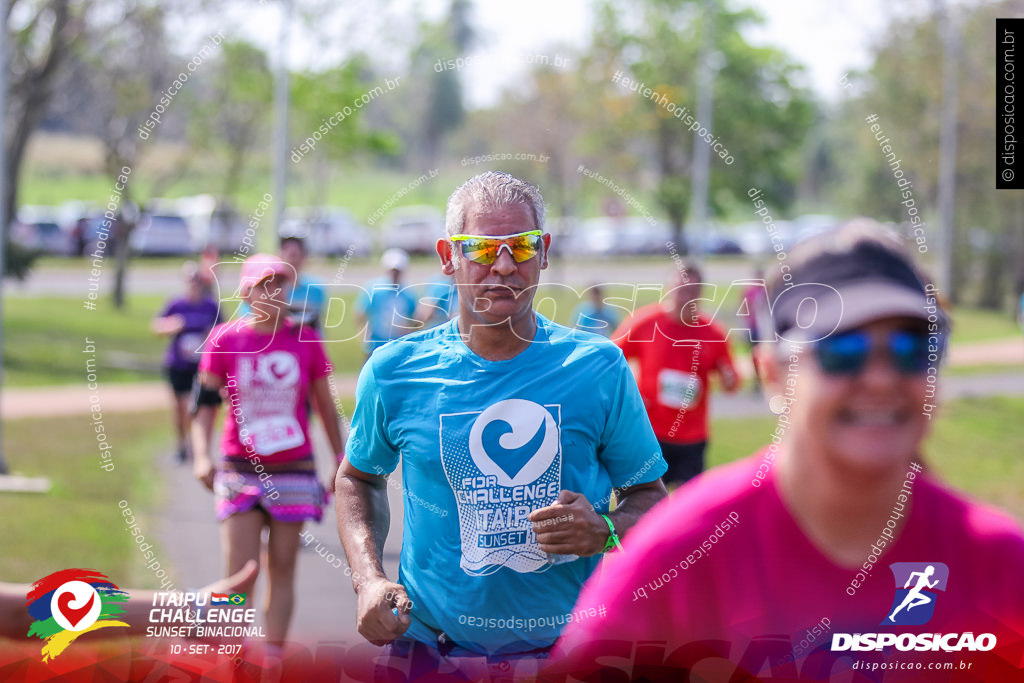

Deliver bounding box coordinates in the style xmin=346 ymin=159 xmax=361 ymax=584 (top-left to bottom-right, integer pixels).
xmin=345 ymin=314 xmax=666 ymax=655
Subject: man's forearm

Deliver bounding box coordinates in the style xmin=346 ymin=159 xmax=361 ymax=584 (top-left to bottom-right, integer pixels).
xmin=335 ymin=473 xmax=392 ymax=592
xmin=608 ymin=482 xmax=667 ymax=539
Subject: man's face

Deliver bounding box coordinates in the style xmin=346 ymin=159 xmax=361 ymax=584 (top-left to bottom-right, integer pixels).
xmin=437 ymin=202 xmax=550 ymax=330
xmin=667 ymin=271 xmax=703 ymax=325
xmin=783 ymin=316 xmax=931 ymax=474
xmin=280 ymin=241 xmax=305 ymax=271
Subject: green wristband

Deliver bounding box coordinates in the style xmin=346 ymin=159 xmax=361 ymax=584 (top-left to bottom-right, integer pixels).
xmin=601 ymin=514 xmax=623 ymax=553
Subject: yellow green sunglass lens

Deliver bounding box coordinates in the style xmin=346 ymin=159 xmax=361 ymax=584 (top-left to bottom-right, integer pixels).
xmin=457 ymin=233 xmax=542 ymax=264
xmin=460 ymin=239 xmax=500 ymax=264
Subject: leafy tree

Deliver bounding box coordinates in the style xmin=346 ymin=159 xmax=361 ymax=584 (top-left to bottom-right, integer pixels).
xmin=288 ymin=58 xmax=400 ymax=206
xmin=3 ymin=0 xmax=87 ymax=238
xmin=595 ymin=0 xmax=815 ymax=251
xmin=410 ymin=0 xmax=474 ymax=166
xmin=202 ymin=40 xmax=273 ymax=202
xmin=827 ymin=0 xmax=1024 ymax=309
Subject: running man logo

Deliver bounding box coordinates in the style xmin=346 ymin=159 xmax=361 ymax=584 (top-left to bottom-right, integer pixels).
xmin=883 ymin=562 xmax=949 ymax=626
xmin=833 ymin=561 xmax=996 ymax=652
xmin=25 ymin=569 xmax=129 ymax=662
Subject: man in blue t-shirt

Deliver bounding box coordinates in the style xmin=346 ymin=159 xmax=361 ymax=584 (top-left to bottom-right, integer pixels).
xmin=355 ymin=248 xmax=419 ymax=358
xmin=571 ymin=283 xmax=622 ymax=338
xmin=335 ymin=172 xmax=667 ymax=675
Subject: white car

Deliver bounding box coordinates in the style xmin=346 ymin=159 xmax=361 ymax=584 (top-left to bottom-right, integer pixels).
xmin=576 ymin=217 xmax=672 ymax=255
xmin=280 ymin=207 xmax=372 ymax=257
xmin=381 ymin=205 xmax=444 ymax=255
xmin=130 ymin=214 xmax=195 ymax=256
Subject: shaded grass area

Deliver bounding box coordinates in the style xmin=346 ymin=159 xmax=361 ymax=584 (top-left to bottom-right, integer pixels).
xmin=707 ymin=395 xmax=1024 ymax=521
xmin=0 ymin=411 xmax=169 ymax=586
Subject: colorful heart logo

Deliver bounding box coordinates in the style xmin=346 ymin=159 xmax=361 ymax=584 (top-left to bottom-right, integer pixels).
xmin=50 ymin=581 xmax=101 ymax=632
xmin=56 ymin=591 xmax=94 ymax=628
xmin=468 ymin=399 xmax=559 ymax=488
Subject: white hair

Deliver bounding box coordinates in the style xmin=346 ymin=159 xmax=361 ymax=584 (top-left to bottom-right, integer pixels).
xmin=444 ymin=171 xmax=546 ymax=239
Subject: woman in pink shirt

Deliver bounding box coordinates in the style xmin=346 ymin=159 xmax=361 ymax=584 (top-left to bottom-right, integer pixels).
xmin=547 ymin=222 xmax=1024 ymax=682
xmin=192 ymin=253 xmax=345 ymax=656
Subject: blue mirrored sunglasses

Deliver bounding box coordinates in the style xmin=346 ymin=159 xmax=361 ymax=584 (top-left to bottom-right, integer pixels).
xmin=814 ymin=329 xmax=942 ymax=375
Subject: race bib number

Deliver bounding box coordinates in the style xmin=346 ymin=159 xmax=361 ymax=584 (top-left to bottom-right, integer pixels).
xmin=177 ymin=332 xmax=205 ymax=359
xmin=657 ymin=369 xmax=702 ymax=409
xmin=247 ymin=416 xmax=305 ymax=455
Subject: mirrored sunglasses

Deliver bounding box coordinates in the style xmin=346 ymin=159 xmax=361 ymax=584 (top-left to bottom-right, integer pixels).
xmin=449 ymin=230 xmax=543 ymax=265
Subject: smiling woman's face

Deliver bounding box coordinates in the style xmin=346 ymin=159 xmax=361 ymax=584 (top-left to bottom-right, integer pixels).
xmin=448 ymin=202 xmax=550 ymax=330
xmin=773 ymin=316 xmax=932 ymax=475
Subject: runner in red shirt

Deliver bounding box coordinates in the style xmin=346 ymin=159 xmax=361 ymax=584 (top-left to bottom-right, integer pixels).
xmin=613 ymin=262 xmax=739 ymax=486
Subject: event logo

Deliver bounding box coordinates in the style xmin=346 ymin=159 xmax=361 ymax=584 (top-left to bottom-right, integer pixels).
xmin=25 ymin=569 xmax=129 ymax=661
xmin=832 ymin=562 xmax=996 ymax=653
xmin=255 ymin=351 xmax=299 ymax=387
xmin=884 ymin=562 xmax=948 ymax=626
xmin=468 ymin=399 xmax=559 ymax=487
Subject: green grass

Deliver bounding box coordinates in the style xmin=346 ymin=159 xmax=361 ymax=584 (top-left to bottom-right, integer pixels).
xmin=943 ymin=362 xmax=1024 ymax=376
xmin=948 ymin=306 xmax=1022 ymax=344
xmin=3 ymin=295 xmax=168 ymax=386
xmin=707 ymin=395 xmax=1024 ymax=521
xmin=0 ymin=411 xmax=170 ymax=585
xmin=3 ymin=274 xmax=1021 ymax=386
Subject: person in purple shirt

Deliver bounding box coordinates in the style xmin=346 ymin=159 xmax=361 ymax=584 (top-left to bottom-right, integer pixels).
xmin=151 ymin=262 xmax=221 ymax=462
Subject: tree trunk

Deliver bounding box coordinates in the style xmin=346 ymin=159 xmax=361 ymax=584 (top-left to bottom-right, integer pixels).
xmin=112 ymin=214 xmax=134 ymax=309
xmin=975 ymin=244 xmax=1006 ymax=310
xmin=2 ymin=0 xmax=71 ymax=237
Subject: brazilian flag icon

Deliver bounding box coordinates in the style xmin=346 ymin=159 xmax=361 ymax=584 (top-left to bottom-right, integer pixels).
xmin=228 ymin=594 xmax=246 ymax=606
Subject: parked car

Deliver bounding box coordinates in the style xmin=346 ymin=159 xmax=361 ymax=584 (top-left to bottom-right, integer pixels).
xmin=129 ymin=213 xmax=194 ymax=256
xmin=734 ymin=219 xmax=800 ymax=256
xmin=381 ymin=205 xmax=445 ymax=255
xmin=793 ymin=214 xmax=838 ymax=244
xmin=700 ymin=232 xmax=744 ymax=255
xmin=281 ymin=208 xmax=372 ymax=257
xmin=12 ymin=219 xmax=70 ymax=255
xmin=576 ymin=217 xmax=672 ymax=255
xmin=70 ymin=216 xmax=121 ymax=256
xmin=10 ymin=206 xmax=73 ymax=255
